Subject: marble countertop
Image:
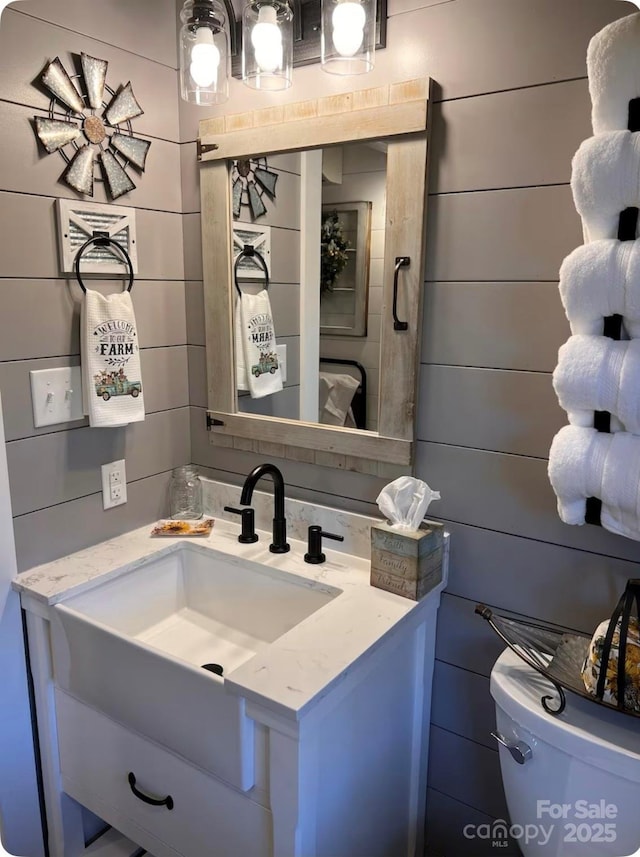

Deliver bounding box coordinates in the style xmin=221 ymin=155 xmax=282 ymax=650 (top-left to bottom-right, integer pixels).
xmin=14 ymin=514 xmax=446 ymax=722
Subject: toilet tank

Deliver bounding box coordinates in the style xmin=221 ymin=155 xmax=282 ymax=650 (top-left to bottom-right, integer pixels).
xmin=490 ymin=648 xmax=640 ymax=857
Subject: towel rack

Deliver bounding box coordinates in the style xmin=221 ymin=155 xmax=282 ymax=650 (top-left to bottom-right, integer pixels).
xmin=74 ymin=233 xmax=135 ymax=294
xmin=585 ymin=96 xmax=639 ymax=527
xmin=234 ymin=244 xmax=269 ymax=297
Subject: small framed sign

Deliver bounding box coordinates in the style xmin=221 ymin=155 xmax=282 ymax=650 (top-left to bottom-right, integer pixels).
xmin=232 ymin=222 xmax=271 ymax=280
xmin=57 ymin=198 xmax=138 ymax=275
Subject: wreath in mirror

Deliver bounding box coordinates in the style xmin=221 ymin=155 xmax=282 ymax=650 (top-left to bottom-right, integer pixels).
xmin=33 ymin=54 xmax=151 ymax=200
xmin=321 ymin=210 xmax=350 ymax=294
xmin=232 ymin=157 xmax=278 ymax=220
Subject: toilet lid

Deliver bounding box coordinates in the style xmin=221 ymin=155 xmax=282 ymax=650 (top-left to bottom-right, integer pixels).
xmin=491 ymin=648 xmax=640 ymax=784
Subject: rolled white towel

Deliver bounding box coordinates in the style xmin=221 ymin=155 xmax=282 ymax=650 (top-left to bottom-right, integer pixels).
xmin=601 ymin=430 xmax=640 ymax=539
xmin=553 ymin=335 xmax=640 ymax=432
xmin=559 ymin=239 xmax=640 ymax=337
xmin=548 ymin=426 xmax=606 ymax=525
xmin=588 ymin=12 xmax=640 ymax=134
xmin=571 ymin=131 xmax=640 ymax=241
xmin=549 ymin=426 xmax=640 ymax=540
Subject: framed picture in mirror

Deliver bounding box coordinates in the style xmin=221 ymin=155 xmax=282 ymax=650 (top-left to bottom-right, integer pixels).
xmin=320 ymin=201 xmax=372 ymax=337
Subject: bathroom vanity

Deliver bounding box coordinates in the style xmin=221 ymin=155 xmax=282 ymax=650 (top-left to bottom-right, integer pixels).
xmin=14 ymin=508 xmax=446 ymax=857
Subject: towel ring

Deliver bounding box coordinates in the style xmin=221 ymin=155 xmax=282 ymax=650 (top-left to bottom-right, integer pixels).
xmin=233 ymin=245 xmax=269 ymax=297
xmin=74 ymin=235 xmax=135 ymax=294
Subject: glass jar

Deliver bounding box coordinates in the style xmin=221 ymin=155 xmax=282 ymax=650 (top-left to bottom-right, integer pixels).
xmin=169 ymin=466 xmax=203 ymax=520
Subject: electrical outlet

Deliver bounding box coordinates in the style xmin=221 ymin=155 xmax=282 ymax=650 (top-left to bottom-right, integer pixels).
xmin=101 ymin=459 xmax=127 ymax=510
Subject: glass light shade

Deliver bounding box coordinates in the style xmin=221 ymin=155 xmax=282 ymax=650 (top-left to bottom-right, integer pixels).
xmin=180 ymin=0 xmax=230 ymax=105
xmin=242 ymin=1 xmax=293 ymax=91
xmin=321 ymin=0 xmax=376 ymax=74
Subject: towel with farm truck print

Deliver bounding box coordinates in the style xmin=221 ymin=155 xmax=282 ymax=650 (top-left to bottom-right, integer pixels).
xmin=236 ymin=287 xmax=283 ymax=398
xmin=81 ymin=288 xmax=145 ymax=427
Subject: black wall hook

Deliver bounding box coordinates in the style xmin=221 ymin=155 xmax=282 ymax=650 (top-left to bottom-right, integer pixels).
xmin=233 ymin=244 xmax=270 ymax=297
xmin=74 ymin=234 xmax=135 ymax=294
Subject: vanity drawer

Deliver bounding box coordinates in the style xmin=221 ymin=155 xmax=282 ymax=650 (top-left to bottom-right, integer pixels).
xmin=55 ymin=690 xmax=272 ymax=857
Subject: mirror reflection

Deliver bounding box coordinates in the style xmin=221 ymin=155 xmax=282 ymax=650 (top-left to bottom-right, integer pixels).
xmin=233 ymin=139 xmax=388 ymax=433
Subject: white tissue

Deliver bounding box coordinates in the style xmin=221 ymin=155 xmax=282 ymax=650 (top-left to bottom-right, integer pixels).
xmin=376 ymin=476 xmax=441 ymax=532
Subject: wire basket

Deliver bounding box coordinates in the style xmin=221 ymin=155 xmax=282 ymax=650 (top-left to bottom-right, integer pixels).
xmin=476 ymin=579 xmax=640 ymax=721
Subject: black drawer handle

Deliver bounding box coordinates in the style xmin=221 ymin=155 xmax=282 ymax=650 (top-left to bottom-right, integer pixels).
xmin=127 ymin=772 xmax=174 ymax=811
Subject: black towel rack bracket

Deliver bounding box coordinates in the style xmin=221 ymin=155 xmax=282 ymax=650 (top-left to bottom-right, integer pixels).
xmin=74 ymin=232 xmax=135 ymax=294
xmin=234 ymin=244 xmax=270 ymax=297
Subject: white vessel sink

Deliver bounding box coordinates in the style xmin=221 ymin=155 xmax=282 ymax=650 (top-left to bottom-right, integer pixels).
xmin=50 ymin=543 xmax=341 ymax=790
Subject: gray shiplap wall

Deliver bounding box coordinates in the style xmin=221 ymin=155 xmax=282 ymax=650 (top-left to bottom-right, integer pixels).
xmin=182 ymin=1 xmax=640 ymax=854
xmin=1 ymin=0 xmax=189 ymax=570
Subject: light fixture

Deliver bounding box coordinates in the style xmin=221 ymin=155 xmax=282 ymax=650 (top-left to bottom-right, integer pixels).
xmin=180 ymin=0 xmax=231 ymax=105
xmin=321 ymin=0 xmax=376 ymax=74
xmin=242 ymin=1 xmax=293 ymax=90
xmin=183 ymin=0 xmax=387 ymax=91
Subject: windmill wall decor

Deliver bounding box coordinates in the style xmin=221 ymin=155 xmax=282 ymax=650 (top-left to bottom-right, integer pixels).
xmin=34 ymin=54 xmax=151 ymax=200
xmin=231 ymin=157 xmax=278 ymax=220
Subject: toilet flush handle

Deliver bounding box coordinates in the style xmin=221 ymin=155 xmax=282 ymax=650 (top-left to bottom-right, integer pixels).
xmin=491 ymin=731 xmax=532 ymax=765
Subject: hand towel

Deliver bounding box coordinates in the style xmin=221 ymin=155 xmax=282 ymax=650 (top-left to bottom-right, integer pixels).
xmin=571 ymin=131 xmax=640 ymax=241
xmin=237 ymin=289 xmax=283 ymax=399
xmin=81 ymin=288 xmax=144 ymax=427
xmin=552 ymin=334 xmax=640 ymax=431
xmin=318 ymin=371 xmax=360 ymax=426
xmin=548 ymin=425 xmax=640 ymax=540
xmin=588 ymin=12 xmax=640 ymax=134
xmin=559 ymin=239 xmax=640 ymax=336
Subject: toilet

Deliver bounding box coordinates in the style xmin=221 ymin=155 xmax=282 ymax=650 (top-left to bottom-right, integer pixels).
xmin=490 ymin=648 xmax=640 ymax=856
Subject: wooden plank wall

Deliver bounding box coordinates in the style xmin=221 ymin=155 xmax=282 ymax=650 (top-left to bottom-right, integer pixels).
xmin=320 ymin=143 xmax=386 ymax=431
xmin=236 ymin=154 xmax=301 ymax=420
xmin=185 ymin=160 xmax=302 ymax=419
xmin=0 ymin=0 xmax=190 ymax=571
xmin=183 ymin=1 xmax=638 ymax=853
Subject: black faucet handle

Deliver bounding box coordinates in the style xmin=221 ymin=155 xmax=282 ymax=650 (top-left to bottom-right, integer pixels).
xmin=224 ymin=506 xmax=259 ymax=544
xmin=304 ymin=525 xmax=345 ymax=564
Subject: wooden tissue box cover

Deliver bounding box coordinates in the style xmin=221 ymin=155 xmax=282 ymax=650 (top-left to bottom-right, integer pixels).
xmin=370 ymin=521 xmax=444 ymax=600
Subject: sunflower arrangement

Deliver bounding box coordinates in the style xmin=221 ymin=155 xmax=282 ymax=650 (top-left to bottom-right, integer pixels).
xmin=320 ymin=211 xmax=350 ymax=294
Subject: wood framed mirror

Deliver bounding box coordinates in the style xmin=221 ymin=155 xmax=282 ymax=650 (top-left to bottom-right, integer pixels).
xmin=197 ymin=78 xmax=430 ymax=473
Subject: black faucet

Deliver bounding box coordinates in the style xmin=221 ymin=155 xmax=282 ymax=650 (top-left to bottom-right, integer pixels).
xmin=240 ymin=463 xmax=290 ymax=553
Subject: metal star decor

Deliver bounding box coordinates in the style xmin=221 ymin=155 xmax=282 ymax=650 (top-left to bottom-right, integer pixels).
xmin=231 ymin=157 xmax=278 ymax=220
xmin=34 ymin=54 xmax=151 ymax=200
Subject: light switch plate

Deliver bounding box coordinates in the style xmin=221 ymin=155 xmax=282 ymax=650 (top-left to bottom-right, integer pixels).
xmin=30 ymin=367 xmax=84 ymax=428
